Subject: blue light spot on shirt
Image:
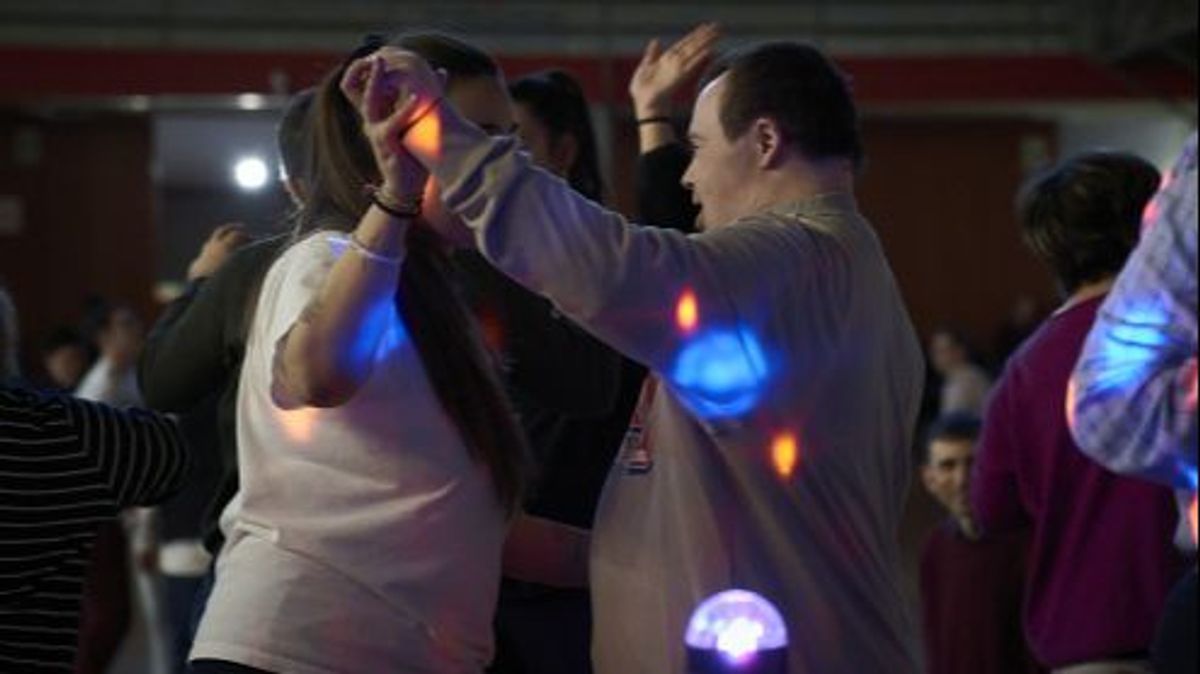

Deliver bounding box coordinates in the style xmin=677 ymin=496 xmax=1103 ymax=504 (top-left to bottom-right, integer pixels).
xmin=1093 ymin=301 xmax=1175 ymax=393
xmin=670 ymin=325 xmax=770 ymax=419
xmin=346 ymin=299 xmax=408 ymax=370
xmin=1182 ymin=465 xmax=1198 ymax=492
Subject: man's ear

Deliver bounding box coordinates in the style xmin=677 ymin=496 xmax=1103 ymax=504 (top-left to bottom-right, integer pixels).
xmin=752 ymin=117 xmax=785 ymax=169
xmin=550 ymin=133 xmax=579 ymax=178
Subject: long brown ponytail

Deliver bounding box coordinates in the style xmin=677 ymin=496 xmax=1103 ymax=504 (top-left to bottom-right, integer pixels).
xmin=303 ymin=33 xmax=526 ymax=515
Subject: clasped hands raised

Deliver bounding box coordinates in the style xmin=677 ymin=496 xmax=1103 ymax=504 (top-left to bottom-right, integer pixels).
xmin=339 ymin=48 xmax=449 ymax=203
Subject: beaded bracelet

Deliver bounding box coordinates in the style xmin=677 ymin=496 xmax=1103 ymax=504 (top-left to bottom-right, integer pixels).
xmin=364 ymin=184 xmax=422 ymax=219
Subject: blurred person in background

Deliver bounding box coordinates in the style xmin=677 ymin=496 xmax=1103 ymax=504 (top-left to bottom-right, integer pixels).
xmin=40 ymin=327 xmax=93 ymax=391
xmin=74 ymin=304 xmax=171 ymax=674
xmin=971 ymin=151 xmax=1184 ymax=674
xmin=75 ymin=304 xmax=144 ymax=408
xmin=1068 ymin=134 xmax=1198 ymax=674
xmin=919 ymin=413 xmax=1042 ymax=674
xmin=929 ymin=327 xmax=992 ymax=416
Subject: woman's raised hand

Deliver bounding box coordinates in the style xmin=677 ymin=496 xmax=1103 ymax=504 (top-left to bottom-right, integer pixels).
xmin=340 ymin=48 xmax=444 ymax=199
xmin=629 ymin=23 xmax=721 ymax=119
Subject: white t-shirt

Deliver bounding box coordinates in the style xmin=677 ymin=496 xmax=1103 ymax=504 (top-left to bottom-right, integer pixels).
xmin=191 ymin=232 xmax=506 ymax=674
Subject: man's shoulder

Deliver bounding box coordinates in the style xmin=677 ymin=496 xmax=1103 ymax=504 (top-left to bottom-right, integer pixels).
xmin=701 ymin=210 xmax=840 ymax=255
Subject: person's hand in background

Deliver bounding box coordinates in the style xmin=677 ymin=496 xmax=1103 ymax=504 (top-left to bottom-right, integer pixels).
xmin=187 ymin=223 xmax=251 ymax=281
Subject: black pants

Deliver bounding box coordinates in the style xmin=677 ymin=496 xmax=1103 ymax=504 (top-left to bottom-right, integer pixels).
xmin=1151 ymin=567 xmax=1198 ymax=674
xmin=190 ymin=660 xmax=273 ymax=674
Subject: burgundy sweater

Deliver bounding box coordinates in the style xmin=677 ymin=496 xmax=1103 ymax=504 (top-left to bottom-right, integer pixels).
xmin=920 ymin=519 xmax=1044 ymax=674
xmin=971 ymin=296 xmax=1184 ymax=667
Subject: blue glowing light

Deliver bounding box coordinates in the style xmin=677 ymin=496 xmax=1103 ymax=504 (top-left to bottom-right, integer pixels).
xmin=1182 ymin=465 xmax=1198 ymax=492
xmin=670 ymin=325 xmax=770 ymax=419
xmin=327 ymin=235 xmax=409 ymax=369
xmin=1090 ymin=302 xmax=1176 ymax=394
xmin=344 ymin=297 xmax=407 ymax=369
xmin=685 ymin=589 xmax=788 ymax=663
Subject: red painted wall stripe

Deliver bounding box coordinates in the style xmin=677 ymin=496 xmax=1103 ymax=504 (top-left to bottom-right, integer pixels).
xmin=0 ymin=47 xmax=1192 ymax=104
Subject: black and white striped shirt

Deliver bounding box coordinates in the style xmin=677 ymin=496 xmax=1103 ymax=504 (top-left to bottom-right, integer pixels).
xmin=0 ymin=387 xmax=187 ymax=672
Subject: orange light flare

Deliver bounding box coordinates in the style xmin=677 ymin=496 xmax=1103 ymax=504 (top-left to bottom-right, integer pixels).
xmin=1140 ymin=170 xmax=1174 ymax=232
xmin=771 ymin=432 xmax=800 ymax=479
xmin=277 ymin=407 xmax=318 ymax=444
xmin=1065 ymin=378 xmax=1080 ymax=432
xmin=1141 ymin=198 xmax=1161 ymax=233
xmin=675 ymin=290 xmax=700 ymax=334
xmin=406 ymin=100 xmax=442 ymax=162
xmin=1189 ymin=495 xmax=1198 ymax=546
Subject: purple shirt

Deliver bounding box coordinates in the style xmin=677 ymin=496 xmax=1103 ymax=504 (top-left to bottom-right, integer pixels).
xmin=971 ymin=295 xmax=1184 ymax=668
xmin=920 ymin=519 xmax=1044 ymax=674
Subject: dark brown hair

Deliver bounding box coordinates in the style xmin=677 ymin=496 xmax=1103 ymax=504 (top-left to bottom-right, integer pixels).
xmin=702 ymin=42 xmax=863 ymax=170
xmin=302 ymin=32 xmax=526 ymax=514
xmin=1017 ymin=151 xmax=1159 ymax=294
xmin=278 ymin=88 xmax=316 ymax=188
xmin=922 ymin=412 xmax=982 ymax=464
xmin=509 ymin=69 xmax=605 ymax=202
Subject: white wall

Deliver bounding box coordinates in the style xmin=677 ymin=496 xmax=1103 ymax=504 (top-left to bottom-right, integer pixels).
xmin=1057 ymin=104 xmax=1196 ymax=171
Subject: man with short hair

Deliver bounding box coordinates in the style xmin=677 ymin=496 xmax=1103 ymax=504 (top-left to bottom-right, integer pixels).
xmin=971 ymin=151 xmax=1184 ymax=674
xmin=919 ymin=413 xmax=1042 ymax=674
xmin=367 ymin=38 xmax=925 ymax=674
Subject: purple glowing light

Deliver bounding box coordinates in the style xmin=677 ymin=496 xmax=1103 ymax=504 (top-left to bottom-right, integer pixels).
xmin=686 ymin=589 xmax=788 ymax=664
xmin=716 ymin=617 xmax=767 ymax=662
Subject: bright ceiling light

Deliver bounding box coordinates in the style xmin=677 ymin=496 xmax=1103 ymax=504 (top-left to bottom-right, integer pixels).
xmin=237 ymin=93 xmax=267 ymax=110
xmin=234 ymin=157 xmax=269 ymax=190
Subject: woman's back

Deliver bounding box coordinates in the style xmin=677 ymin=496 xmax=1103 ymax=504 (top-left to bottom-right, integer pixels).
xmin=192 ymin=232 xmax=506 ymax=673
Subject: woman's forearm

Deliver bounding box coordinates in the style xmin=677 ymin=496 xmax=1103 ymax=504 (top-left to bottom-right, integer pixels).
xmin=275 ymin=206 xmax=410 ymax=408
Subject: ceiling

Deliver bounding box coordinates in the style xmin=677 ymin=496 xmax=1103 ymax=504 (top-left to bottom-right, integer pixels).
xmin=0 ymin=0 xmax=1081 ymax=55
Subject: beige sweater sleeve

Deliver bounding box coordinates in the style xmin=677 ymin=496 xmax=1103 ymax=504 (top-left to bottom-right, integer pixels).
xmin=428 ymin=111 xmax=806 ymax=421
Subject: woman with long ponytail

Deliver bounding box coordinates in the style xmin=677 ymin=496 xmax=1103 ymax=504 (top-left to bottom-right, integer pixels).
xmin=189 ymin=33 xmax=527 ymax=674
